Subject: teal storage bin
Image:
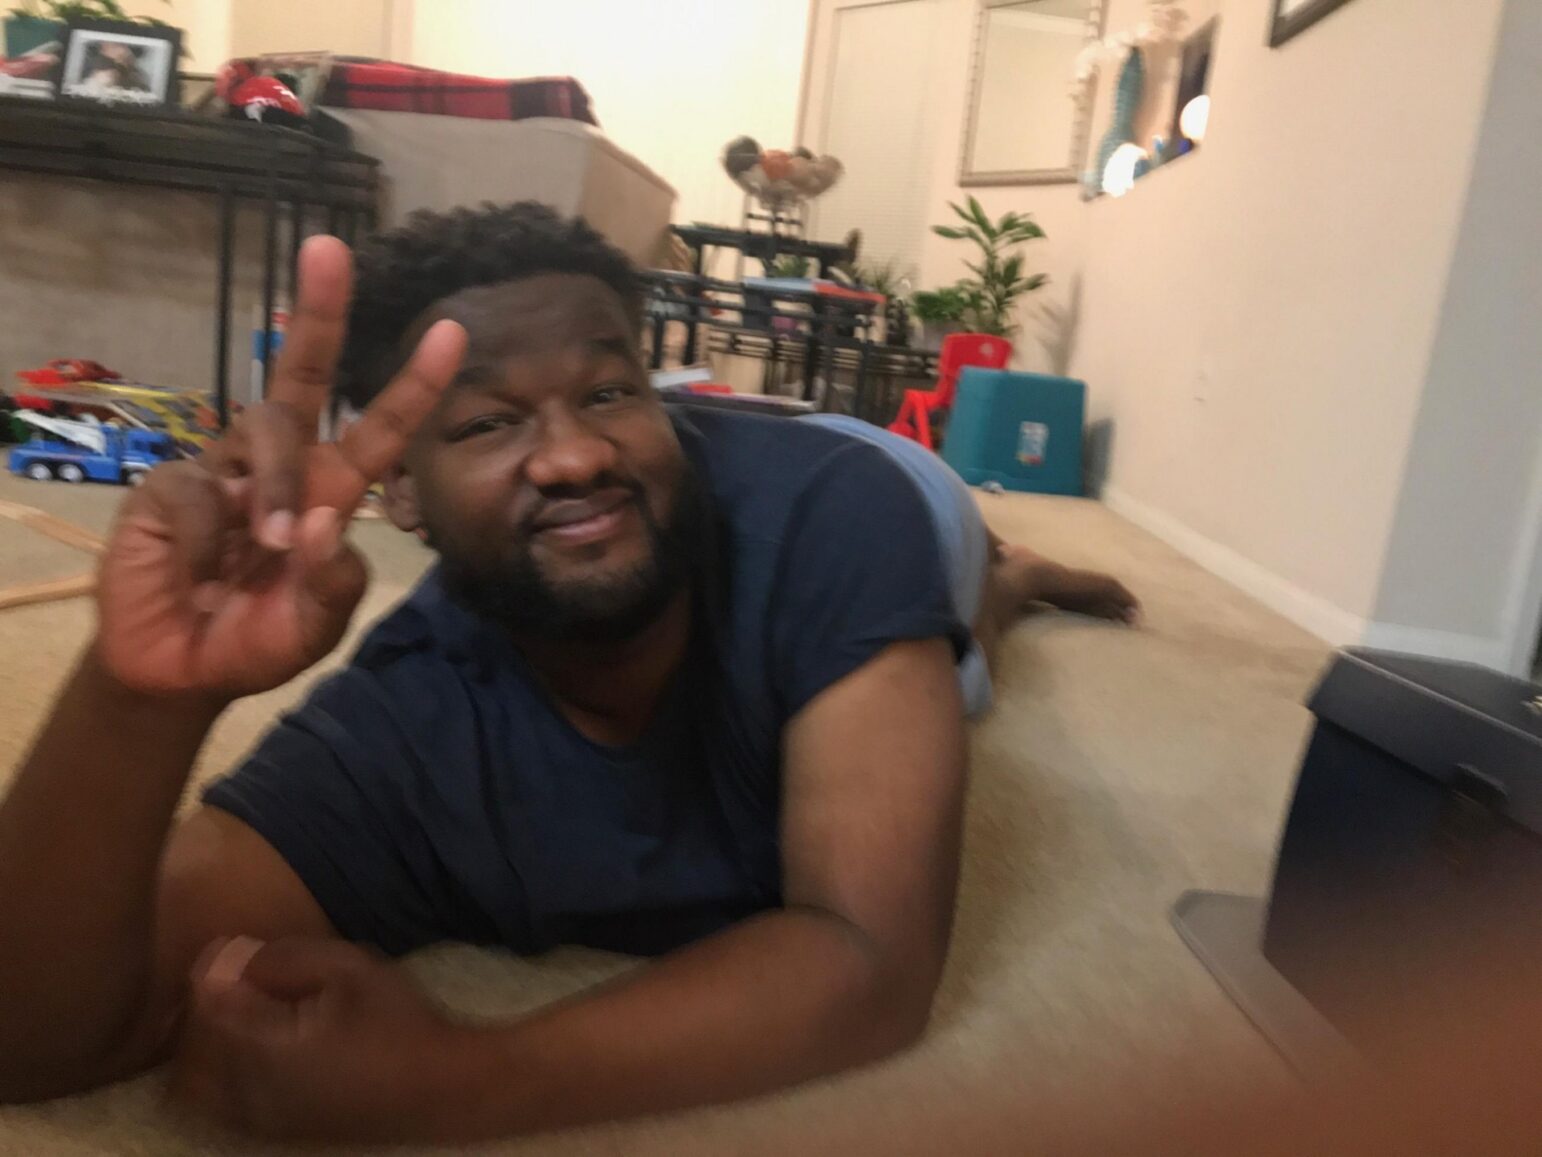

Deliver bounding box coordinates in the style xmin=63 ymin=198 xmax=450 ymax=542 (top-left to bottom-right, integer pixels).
xmin=941 ymin=369 xmax=1086 ymax=496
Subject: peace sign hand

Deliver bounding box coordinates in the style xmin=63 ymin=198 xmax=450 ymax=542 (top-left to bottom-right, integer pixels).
xmin=96 ymin=237 xmax=467 ymax=701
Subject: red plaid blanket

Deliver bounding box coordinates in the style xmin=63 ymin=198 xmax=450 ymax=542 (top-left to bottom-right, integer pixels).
xmin=320 ymin=62 xmax=597 ymax=124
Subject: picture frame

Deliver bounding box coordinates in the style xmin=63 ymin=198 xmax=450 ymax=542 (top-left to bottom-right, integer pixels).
xmin=51 ymin=19 xmax=181 ymax=110
xmin=1269 ymin=0 xmax=1356 ymax=48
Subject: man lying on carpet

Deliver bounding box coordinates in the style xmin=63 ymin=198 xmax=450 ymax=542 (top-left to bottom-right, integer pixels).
xmin=0 ymin=203 xmax=1135 ymax=1143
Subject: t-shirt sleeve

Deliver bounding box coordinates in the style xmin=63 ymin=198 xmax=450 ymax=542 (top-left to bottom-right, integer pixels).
xmin=201 ymin=668 xmax=458 ymax=956
xmin=767 ymin=442 xmax=970 ymax=716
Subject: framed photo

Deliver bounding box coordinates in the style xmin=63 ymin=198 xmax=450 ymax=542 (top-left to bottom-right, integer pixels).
xmin=1269 ymin=0 xmax=1357 ymax=47
xmin=53 ymin=19 xmax=181 ymax=109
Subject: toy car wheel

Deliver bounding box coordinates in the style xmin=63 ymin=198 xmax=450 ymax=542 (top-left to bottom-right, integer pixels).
xmin=57 ymin=464 xmax=86 ymax=484
xmin=24 ymin=462 xmax=54 ymax=482
xmin=125 ymin=469 xmax=149 ymax=488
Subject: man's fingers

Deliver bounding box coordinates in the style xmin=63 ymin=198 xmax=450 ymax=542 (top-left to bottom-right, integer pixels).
xmin=240 ymin=404 xmax=308 ymax=550
xmin=295 ymin=507 xmax=369 ymax=627
xmin=267 ymin=236 xmax=354 ymax=432
xmin=198 ymin=935 xmax=380 ymax=1003
xmin=136 ymin=463 xmax=241 ymax=592
xmin=334 ymin=319 xmax=467 ymax=499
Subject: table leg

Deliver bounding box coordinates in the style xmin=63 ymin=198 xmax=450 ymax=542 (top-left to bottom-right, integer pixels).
xmin=260 ymin=166 xmax=280 ymax=395
xmin=683 ymin=251 xmax=705 ymax=366
xmin=214 ymin=184 xmax=236 ymax=429
xmin=289 ymin=196 xmax=305 ymax=302
xmin=853 ymin=337 xmax=872 ymax=420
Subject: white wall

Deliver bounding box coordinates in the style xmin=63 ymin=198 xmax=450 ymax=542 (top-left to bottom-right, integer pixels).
xmin=408 ymin=1 xmax=810 ymax=230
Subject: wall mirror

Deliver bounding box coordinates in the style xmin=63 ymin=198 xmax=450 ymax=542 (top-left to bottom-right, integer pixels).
xmin=959 ymin=0 xmax=1104 ymax=187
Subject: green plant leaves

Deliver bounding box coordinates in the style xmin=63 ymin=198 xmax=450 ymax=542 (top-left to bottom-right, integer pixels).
xmin=927 ymin=202 xmax=1048 ymax=338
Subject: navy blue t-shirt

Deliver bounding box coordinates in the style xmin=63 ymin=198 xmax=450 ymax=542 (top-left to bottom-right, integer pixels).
xmin=204 ymin=407 xmax=967 ymax=957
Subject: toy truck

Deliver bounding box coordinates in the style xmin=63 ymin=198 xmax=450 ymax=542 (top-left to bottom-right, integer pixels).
xmin=7 ymin=413 xmax=177 ymax=486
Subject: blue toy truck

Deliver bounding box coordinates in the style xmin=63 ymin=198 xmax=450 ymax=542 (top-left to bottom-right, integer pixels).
xmin=8 ymin=415 xmax=178 ymax=486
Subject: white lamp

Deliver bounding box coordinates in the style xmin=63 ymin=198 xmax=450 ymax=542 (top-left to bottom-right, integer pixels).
xmin=1102 ymin=143 xmax=1149 ymax=198
xmin=1180 ymin=94 xmax=1211 ymax=144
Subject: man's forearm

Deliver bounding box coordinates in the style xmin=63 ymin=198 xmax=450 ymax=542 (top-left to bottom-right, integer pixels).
xmin=0 ymin=646 xmax=224 ymax=1096
xmin=433 ymin=907 xmax=930 ymax=1142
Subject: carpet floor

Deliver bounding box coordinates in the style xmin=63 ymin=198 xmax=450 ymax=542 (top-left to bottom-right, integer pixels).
xmin=0 ymin=470 xmax=1331 ymax=1155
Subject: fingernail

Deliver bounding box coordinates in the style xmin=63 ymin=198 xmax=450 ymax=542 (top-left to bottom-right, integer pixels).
xmin=261 ymin=510 xmax=295 ymax=551
xmin=201 ymin=936 xmax=265 ymax=994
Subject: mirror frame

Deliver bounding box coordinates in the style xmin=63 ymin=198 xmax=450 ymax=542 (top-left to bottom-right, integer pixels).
xmin=958 ymin=0 xmax=1106 ymax=188
xmin=1269 ymin=0 xmax=1356 ymax=47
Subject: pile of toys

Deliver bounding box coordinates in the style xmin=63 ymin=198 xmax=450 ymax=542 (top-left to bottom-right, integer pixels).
xmin=2 ymin=360 xmax=226 ymax=486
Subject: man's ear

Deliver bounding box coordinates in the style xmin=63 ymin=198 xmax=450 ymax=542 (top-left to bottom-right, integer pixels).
xmin=381 ymin=465 xmax=427 ymax=541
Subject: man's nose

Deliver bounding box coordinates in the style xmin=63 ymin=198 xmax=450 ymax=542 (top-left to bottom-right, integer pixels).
xmin=523 ymin=409 xmax=619 ymax=491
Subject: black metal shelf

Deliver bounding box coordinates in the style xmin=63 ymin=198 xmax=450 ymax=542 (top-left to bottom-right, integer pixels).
xmin=0 ymin=95 xmax=382 ymax=424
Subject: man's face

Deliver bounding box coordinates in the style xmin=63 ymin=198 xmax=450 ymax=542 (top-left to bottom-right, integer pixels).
xmin=387 ymin=273 xmax=693 ymax=641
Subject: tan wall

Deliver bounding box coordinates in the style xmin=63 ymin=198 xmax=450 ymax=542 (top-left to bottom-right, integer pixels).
xmin=1367 ymin=0 xmax=1542 ymax=670
xmin=1072 ymin=0 xmax=1505 ymax=636
xmin=121 ymin=0 xmax=231 ymax=71
xmin=229 ymin=0 xmax=394 ymax=59
xmin=823 ymin=0 xmax=1520 ymax=658
xmin=408 ymin=0 xmax=810 ymax=229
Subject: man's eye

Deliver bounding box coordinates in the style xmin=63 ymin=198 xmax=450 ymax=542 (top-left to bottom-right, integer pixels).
xmin=451 ymin=414 xmax=521 ymax=440
xmin=588 ymin=384 xmax=637 ymax=406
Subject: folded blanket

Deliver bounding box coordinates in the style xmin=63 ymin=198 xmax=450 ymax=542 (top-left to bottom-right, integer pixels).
xmin=320 ymin=61 xmax=597 ymax=124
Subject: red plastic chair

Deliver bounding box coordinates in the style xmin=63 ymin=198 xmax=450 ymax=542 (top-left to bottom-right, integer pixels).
xmin=887 ymin=333 xmax=1012 ymax=450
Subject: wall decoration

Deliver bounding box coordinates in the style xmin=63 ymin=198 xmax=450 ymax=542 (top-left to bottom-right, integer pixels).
xmin=51 ymin=18 xmax=180 ymax=109
xmin=958 ymin=0 xmax=1107 ymax=188
xmin=1167 ymin=17 xmax=1217 ymax=155
xmin=1090 ymin=46 xmax=1145 ymax=198
xmin=1269 ymin=0 xmax=1357 ymax=47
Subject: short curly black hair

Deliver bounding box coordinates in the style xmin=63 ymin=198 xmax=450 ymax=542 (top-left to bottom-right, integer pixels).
xmin=337 ymin=201 xmax=643 ymax=407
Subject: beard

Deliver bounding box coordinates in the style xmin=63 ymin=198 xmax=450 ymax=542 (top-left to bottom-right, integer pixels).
xmin=432 ymin=467 xmax=709 ymax=645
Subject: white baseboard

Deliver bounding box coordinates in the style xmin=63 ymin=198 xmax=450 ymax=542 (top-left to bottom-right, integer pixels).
xmin=1104 ymin=486 xmax=1522 ymax=673
xmin=1103 ymin=486 xmax=1367 ymax=645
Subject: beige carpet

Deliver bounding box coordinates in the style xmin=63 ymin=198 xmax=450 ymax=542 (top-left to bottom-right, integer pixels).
xmin=0 ymin=470 xmax=1331 ymax=1155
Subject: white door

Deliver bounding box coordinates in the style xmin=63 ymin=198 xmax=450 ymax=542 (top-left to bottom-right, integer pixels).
xmin=801 ymin=0 xmax=943 ymax=282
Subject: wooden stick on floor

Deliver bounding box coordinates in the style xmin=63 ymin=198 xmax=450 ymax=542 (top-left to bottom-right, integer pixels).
xmin=0 ymin=498 xmax=107 ymax=556
xmin=0 ymin=496 xmax=106 ymax=612
xmin=0 ymin=572 xmax=96 ymax=612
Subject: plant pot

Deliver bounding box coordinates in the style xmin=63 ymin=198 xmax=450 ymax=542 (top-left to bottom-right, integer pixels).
xmin=4 ymin=14 xmax=63 ymax=58
xmin=916 ymin=321 xmax=963 ymax=351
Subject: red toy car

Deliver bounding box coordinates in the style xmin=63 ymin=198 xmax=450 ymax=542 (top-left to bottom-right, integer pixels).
xmin=15 ymin=360 xmax=123 ymax=387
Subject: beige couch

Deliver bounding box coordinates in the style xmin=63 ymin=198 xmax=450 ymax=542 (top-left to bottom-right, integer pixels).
xmin=322 ymin=110 xmax=677 ymax=266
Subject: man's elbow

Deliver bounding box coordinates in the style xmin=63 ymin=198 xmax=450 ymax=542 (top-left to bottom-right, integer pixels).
xmin=870 ymin=985 xmax=936 ymax=1056
xmin=841 ymin=965 xmax=940 ymax=1065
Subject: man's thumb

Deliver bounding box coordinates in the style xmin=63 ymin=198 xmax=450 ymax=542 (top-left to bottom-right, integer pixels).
xmin=192 ymin=936 xmax=302 ymax=1043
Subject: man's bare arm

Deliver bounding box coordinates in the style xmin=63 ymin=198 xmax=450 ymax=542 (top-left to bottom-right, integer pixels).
xmin=0 ymin=655 xmax=222 ymax=1098
xmin=0 ymin=237 xmax=463 ymax=1103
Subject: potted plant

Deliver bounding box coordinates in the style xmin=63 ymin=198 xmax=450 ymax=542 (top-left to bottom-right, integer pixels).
xmin=5 ymin=0 xmax=171 ymax=58
xmin=930 ymin=196 xmax=1048 ymax=339
xmin=910 ymin=285 xmax=971 ymax=350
